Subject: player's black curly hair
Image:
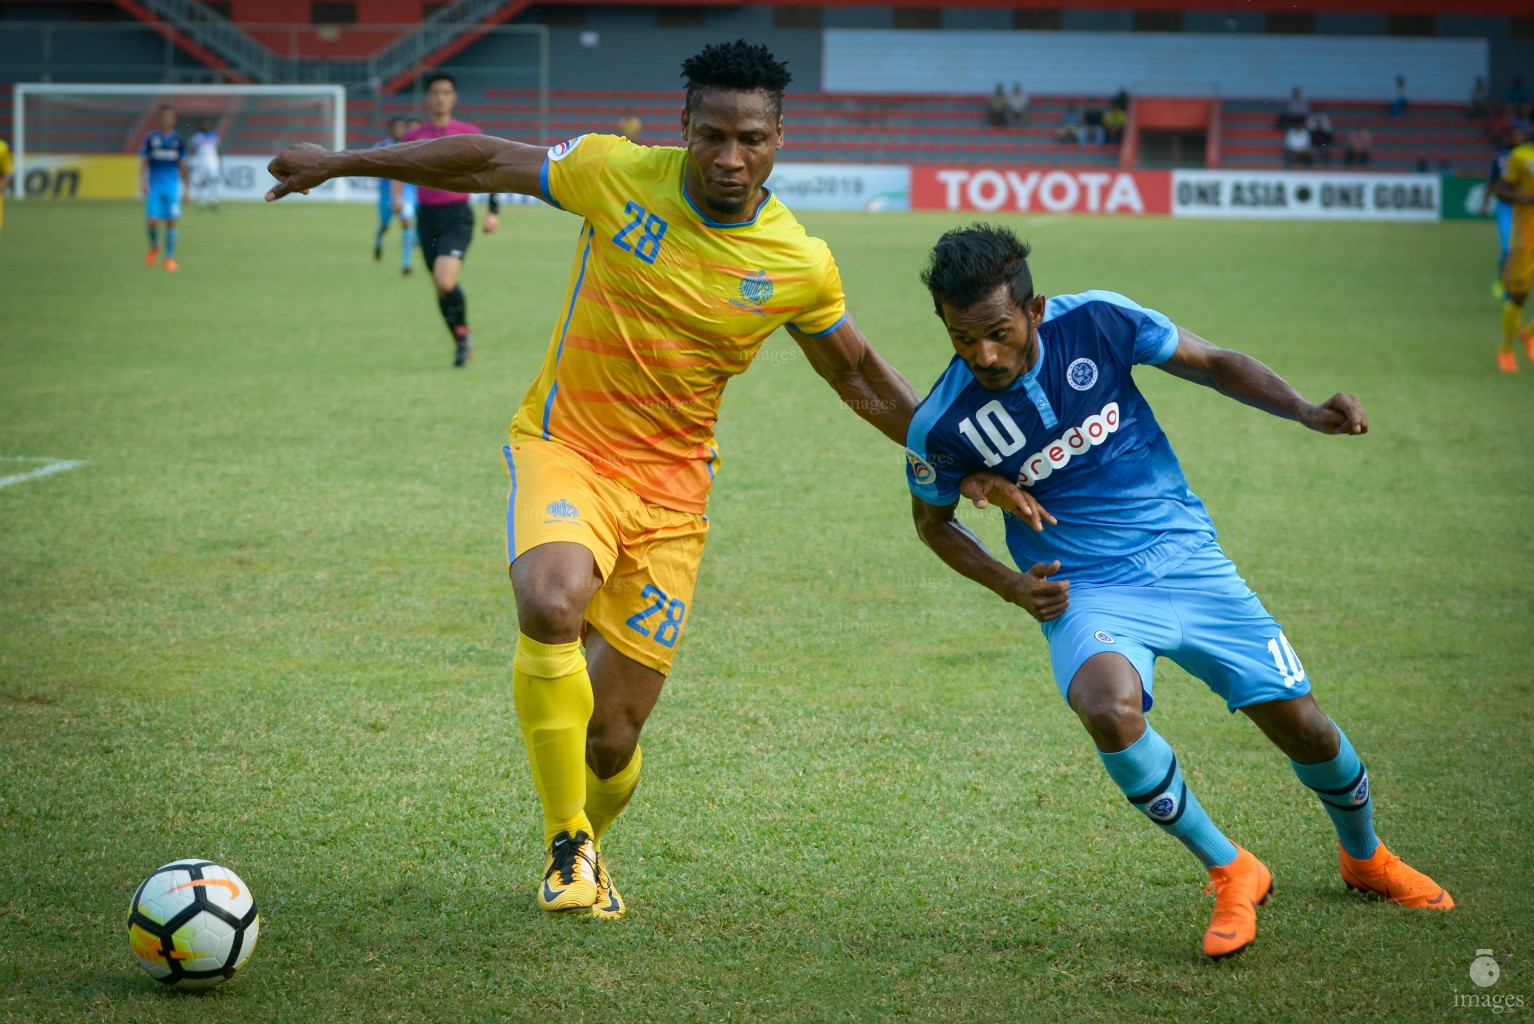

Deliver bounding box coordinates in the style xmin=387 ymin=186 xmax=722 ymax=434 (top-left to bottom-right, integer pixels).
xmin=920 ymin=223 xmax=1034 ymax=316
xmin=681 ymin=40 xmax=792 ymax=120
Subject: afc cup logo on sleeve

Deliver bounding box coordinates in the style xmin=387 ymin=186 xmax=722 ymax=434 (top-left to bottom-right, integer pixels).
xmin=1067 ymin=358 xmax=1099 ymax=391
xmin=547 ymin=135 xmax=584 ymax=162
xmin=905 ymin=448 xmax=937 ymax=486
xmin=1094 ymin=630 xmax=1115 ymax=644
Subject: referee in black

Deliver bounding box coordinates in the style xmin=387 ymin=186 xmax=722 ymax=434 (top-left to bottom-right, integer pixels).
xmin=402 ymin=72 xmax=498 ymax=368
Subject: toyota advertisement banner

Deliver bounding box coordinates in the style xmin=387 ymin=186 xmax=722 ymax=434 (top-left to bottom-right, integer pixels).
xmin=910 ymin=167 xmax=1171 ymax=214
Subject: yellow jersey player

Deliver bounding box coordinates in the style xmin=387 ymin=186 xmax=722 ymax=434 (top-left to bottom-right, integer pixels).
xmin=1493 ymin=132 xmax=1534 ymax=372
xmin=0 ymin=137 xmax=13 ymax=239
xmin=267 ymin=41 xmax=1033 ymax=918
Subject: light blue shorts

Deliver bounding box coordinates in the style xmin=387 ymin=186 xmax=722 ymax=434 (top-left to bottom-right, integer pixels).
xmin=146 ymin=188 xmax=181 ymax=221
xmin=378 ymin=183 xmax=418 ymax=224
xmin=1040 ymin=540 xmax=1312 ymax=713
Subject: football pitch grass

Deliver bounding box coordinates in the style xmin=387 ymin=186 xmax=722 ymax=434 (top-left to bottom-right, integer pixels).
xmin=1 ymin=199 xmax=1530 ymax=1023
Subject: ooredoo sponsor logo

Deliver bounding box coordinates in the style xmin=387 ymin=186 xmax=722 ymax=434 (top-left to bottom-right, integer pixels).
xmin=1018 ymin=402 xmax=1119 ymax=486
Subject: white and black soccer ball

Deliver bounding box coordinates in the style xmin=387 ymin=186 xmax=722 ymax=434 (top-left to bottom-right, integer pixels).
xmin=127 ymin=859 xmax=260 ymax=988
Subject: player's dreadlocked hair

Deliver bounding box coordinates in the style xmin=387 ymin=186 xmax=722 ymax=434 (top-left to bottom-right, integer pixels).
xmin=681 ymin=40 xmax=793 ymax=120
xmin=921 ymin=224 xmax=1034 ymax=316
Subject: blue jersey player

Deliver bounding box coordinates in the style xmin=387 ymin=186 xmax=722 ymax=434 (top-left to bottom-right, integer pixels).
xmin=372 ymin=118 xmax=418 ymax=274
xmin=139 ymin=105 xmax=188 ymax=272
xmin=906 ymin=224 xmax=1451 ymax=961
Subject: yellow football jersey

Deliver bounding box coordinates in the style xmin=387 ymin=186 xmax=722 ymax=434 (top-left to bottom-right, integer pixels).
xmin=0 ymin=139 xmax=11 ymax=177
xmin=1503 ymin=141 xmax=1534 ymax=249
xmin=510 ymin=134 xmax=846 ymax=514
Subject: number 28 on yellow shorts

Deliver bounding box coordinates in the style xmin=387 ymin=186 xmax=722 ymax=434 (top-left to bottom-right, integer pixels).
xmin=502 ymin=440 xmax=708 ymax=675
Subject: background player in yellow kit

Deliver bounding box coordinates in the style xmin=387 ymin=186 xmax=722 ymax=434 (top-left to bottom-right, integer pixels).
xmin=0 ymin=136 xmax=13 ymax=240
xmin=266 ymin=41 xmax=1032 ymax=918
xmin=1493 ymin=130 xmax=1534 ymax=372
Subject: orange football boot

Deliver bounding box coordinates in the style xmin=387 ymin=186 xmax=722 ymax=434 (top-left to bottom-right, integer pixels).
xmin=144 ymin=248 xmax=159 ymax=267
xmin=1202 ymin=845 xmax=1273 ymax=959
xmin=1498 ymin=350 xmax=1517 ymax=374
xmin=1522 ymin=329 xmax=1534 ymax=363
xmin=164 ymin=259 xmax=179 ymax=273
xmin=1339 ymin=842 xmax=1452 ymax=910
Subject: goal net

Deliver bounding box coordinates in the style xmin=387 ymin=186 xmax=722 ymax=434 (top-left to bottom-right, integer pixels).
xmin=11 ymin=84 xmax=347 ymax=201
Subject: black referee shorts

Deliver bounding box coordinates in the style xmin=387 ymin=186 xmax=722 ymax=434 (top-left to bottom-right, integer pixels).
xmin=416 ymin=201 xmax=474 ymax=266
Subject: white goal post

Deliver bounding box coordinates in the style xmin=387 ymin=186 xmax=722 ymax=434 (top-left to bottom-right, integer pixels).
xmin=11 ymin=83 xmax=347 ymax=201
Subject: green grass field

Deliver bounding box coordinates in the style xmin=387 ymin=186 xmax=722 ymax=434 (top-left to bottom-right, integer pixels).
xmin=1 ymin=199 xmax=1530 ymax=1023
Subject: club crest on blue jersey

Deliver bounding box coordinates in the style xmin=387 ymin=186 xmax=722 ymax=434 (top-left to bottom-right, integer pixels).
xmin=738 ymin=269 xmax=774 ymax=306
xmin=1146 ymin=791 xmax=1179 ymax=822
xmin=1067 ymin=358 xmax=1099 ymax=391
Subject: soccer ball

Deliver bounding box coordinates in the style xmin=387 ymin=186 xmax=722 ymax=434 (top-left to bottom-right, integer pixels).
xmin=127 ymin=859 xmax=260 ymax=988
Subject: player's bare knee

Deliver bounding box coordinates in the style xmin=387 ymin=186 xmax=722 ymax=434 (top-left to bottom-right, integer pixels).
xmin=1284 ymin=710 xmax=1340 ymax=763
xmin=585 ymin=726 xmax=638 ymax=780
xmin=1075 ymin=696 xmax=1144 ymax=751
xmin=514 ymin=590 xmax=587 ymax=643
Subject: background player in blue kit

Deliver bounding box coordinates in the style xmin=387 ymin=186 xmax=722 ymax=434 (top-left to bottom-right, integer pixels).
xmin=372 ymin=117 xmax=417 ymax=275
xmin=905 ymin=224 xmax=1452 ymax=961
xmin=139 ymin=105 xmax=188 ymax=272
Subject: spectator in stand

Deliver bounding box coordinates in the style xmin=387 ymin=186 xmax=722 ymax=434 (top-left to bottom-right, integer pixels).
xmin=1277 ymin=86 xmax=1310 ymax=129
xmin=1344 ymin=124 xmax=1373 ymax=166
xmin=1284 ymin=123 xmax=1314 ymax=167
xmin=1082 ymin=104 xmax=1106 ymax=146
xmin=1306 ymin=111 xmax=1334 ymax=165
xmin=1469 ymin=76 xmax=1490 ymax=120
xmin=1508 ymin=76 xmax=1531 ymax=122
xmin=1102 ymin=102 xmax=1127 ymax=145
xmin=987 ymin=83 xmax=1008 ymax=127
xmin=1389 ymin=75 xmax=1408 ymax=117
xmin=1057 ymin=104 xmax=1084 ymax=145
xmin=1005 ymin=83 xmax=1030 ymax=126
xmin=1112 ymin=86 xmax=1130 ymax=113
xmin=618 ymin=114 xmax=643 ymax=142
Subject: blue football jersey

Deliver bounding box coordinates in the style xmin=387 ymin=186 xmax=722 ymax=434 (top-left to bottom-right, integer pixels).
xmin=906 ymin=290 xmax=1216 ymax=588
xmin=140 ymin=130 xmax=185 ymax=191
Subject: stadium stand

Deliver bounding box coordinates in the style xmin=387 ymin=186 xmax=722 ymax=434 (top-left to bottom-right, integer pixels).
xmin=1222 ymin=99 xmax=1494 ymax=176
xmin=3 ymin=1 xmax=1528 ymax=177
xmin=342 ymin=91 xmax=1125 ymax=167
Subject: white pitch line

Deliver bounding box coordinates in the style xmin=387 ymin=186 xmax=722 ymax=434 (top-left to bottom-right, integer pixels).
xmin=0 ymin=459 xmax=87 ymax=490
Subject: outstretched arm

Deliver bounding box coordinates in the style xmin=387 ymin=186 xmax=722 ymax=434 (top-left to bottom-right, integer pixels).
xmin=1156 ymin=327 xmax=1368 ymax=435
xmin=911 ymin=496 xmax=1068 ymax=621
xmin=267 ymin=136 xmax=544 ymax=202
xmin=1493 ymin=178 xmax=1533 ymax=206
xmin=786 ymin=316 xmax=920 ymax=445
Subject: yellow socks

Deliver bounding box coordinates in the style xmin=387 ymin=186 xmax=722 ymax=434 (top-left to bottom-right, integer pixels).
xmin=1502 ymin=300 xmax=1523 ymax=354
xmin=512 ymin=633 xmax=594 ymax=845
xmin=585 ymin=746 xmax=642 ymax=846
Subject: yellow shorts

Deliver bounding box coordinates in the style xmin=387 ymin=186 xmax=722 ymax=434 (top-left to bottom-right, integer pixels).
xmin=502 ymin=439 xmax=708 ymax=675
xmin=1504 ymin=243 xmax=1534 ymax=297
